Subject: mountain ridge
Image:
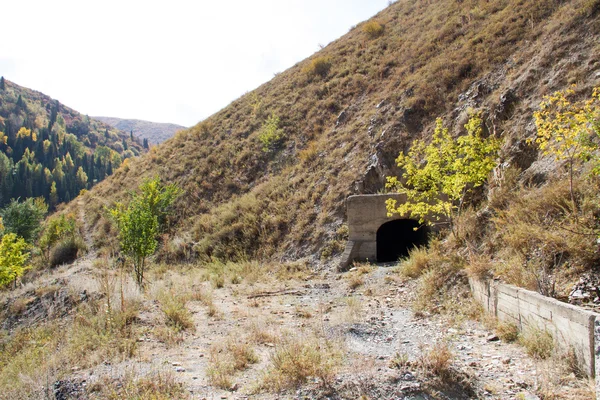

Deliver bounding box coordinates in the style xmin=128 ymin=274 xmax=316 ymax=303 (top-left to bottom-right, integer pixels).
xmin=93 ymin=116 xmax=186 ymax=144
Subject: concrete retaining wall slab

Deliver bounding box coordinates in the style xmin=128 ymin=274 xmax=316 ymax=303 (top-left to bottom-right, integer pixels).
xmin=469 ymin=277 xmax=600 ymax=388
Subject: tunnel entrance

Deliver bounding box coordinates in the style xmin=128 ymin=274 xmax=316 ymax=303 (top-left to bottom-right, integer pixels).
xmin=376 ymin=219 xmax=429 ymax=262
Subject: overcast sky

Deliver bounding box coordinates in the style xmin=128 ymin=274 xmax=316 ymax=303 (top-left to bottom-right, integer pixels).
xmin=1 ymin=0 xmax=390 ymax=127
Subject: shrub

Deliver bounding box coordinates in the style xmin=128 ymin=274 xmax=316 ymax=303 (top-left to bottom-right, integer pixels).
xmin=304 ymin=57 xmax=332 ymax=78
xmin=258 ymin=113 xmax=285 ymax=152
xmin=0 ymin=233 xmax=30 ymax=287
xmin=363 ymin=21 xmax=384 ymax=38
xmin=48 ymin=237 xmax=80 ymax=267
xmin=0 ymin=197 xmax=47 ymax=243
xmin=530 ymin=85 xmax=600 ymax=211
xmin=110 ymin=177 xmax=179 ymax=288
xmin=39 ymin=214 xmax=77 ymax=260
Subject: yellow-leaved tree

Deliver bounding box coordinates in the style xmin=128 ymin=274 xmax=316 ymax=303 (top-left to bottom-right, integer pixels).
xmin=0 ymin=233 xmax=30 ymax=288
xmin=386 ymin=113 xmax=500 ymax=238
xmin=532 ymin=86 xmax=600 ymax=211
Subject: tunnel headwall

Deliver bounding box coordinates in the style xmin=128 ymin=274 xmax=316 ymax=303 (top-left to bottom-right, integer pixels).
xmin=339 ymin=194 xmax=437 ymax=270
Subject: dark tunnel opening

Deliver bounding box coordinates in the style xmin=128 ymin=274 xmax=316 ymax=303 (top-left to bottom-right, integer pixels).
xmin=376 ymin=219 xmax=430 ymax=263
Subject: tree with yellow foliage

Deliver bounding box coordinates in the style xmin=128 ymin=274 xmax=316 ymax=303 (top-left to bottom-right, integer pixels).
xmin=386 ymin=113 xmax=500 ymax=238
xmin=532 ymin=86 xmax=600 ymax=211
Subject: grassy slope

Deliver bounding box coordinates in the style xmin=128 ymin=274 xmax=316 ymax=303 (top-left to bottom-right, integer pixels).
xmin=74 ymin=0 xmax=600 ymax=266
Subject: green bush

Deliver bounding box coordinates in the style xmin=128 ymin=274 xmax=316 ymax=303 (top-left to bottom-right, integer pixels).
xmin=0 ymin=233 xmax=30 ymax=287
xmin=258 ymin=114 xmax=285 ymax=152
xmin=39 ymin=214 xmax=77 ymax=259
xmin=0 ymin=197 xmax=47 ymax=243
xmin=49 ymin=237 xmax=80 ymax=267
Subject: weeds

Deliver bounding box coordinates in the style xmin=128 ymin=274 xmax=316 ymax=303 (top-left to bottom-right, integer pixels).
xmin=207 ymin=338 xmax=259 ymax=390
xmin=100 ymin=370 xmax=189 ymax=400
xmin=520 ymin=326 xmax=554 ymax=359
xmin=260 ymin=334 xmax=342 ymax=391
xmin=417 ymin=341 xmax=454 ymax=380
xmin=496 ymin=320 xmax=519 ymax=342
xmin=157 ymin=291 xmax=195 ymax=332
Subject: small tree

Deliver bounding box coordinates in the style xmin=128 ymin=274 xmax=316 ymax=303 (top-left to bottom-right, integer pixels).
xmin=386 ymin=113 xmax=500 ymax=237
xmin=531 ymin=86 xmax=600 ymax=212
xmin=0 ymin=197 xmax=48 ymax=243
xmin=109 ymin=177 xmax=179 ymax=288
xmin=0 ymin=233 xmax=30 ymax=287
xmin=258 ymin=113 xmax=285 ymax=152
xmin=0 ymin=76 xmax=5 ymax=90
xmin=110 ymin=199 xmax=157 ymax=288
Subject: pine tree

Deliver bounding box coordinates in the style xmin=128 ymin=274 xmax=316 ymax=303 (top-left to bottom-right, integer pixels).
xmin=0 ymin=76 xmax=5 ymax=90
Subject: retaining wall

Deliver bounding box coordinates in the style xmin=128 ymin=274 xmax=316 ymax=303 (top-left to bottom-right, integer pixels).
xmin=470 ymin=278 xmax=600 ymax=397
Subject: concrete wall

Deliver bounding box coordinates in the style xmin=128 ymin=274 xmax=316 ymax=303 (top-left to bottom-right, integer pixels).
xmin=470 ymin=277 xmax=600 ymax=383
xmin=339 ymin=194 xmax=406 ymax=270
xmin=339 ymin=194 xmax=440 ymax=270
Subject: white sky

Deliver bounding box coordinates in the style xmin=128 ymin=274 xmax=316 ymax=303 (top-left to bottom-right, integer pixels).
xmin=1 ymin=0 xmax=390 ymax=127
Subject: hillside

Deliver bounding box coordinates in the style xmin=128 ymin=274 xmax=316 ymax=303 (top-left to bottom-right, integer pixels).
xmin=0 ymin=78 xmax=144 ymax=208
xmin=93 ymin=116 xmax=185 ymax=144
xmin=77 ymin=0 xmax=600 ymax=270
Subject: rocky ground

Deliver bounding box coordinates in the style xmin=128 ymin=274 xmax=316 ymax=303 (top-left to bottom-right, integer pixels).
xmin=27 ymin=260 xmax=582 ymax=400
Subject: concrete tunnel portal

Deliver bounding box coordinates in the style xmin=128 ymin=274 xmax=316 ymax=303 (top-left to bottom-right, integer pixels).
xmin=339 ymin=194 xmax=437 ymax=270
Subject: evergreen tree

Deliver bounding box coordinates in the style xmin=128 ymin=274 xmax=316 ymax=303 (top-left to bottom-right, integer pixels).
xmin=0 ymin=76 xmax=5 ymax=90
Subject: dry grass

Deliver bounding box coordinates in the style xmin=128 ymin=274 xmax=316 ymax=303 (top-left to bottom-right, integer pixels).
xmin=259 ymin=334 xmax=342 ymax=391
xmin=248 ymin=321 xmax=279 ymax=345
xmin=398 ymin=246 xmax=434 ymax=278
xmin=97 ymin=370 xmax=190 ymax=400
xmin=531 ymin=351 xmax=596 ymax=399
xmin=347 ymin=274 xmax=365 ymax=290
xmin=158 ymin=293 xmax=195 ymax=332
xmin=488 ymin=176 xmax=600 ymax=297
xmin=417 ymin=341 xmax=454 ymax=379
xmin=0 ymin=293 xmax=141 ymax=398
xmin=519 ymin=325 xmax=554 ymax=360
xmin=207 ymin=338 xmax=259 ymax=390
xmin=153 ymin=325 xmax=184 ymax=347
xmin=496 ymin=320 xmax=519 ymax=342
xmin=344 ymin=296 xmax=364 ymax=322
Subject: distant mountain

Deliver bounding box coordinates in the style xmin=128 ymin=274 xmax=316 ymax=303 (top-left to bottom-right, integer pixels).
xmin=0 ymin=78 xmax=145 ymax=208
xmin=93 ymin=117 xmax=186 ymax=144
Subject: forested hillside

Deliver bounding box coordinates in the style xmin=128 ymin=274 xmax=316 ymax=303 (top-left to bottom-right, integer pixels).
xmin=0 ymin=78 xmax=144 ymax=208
